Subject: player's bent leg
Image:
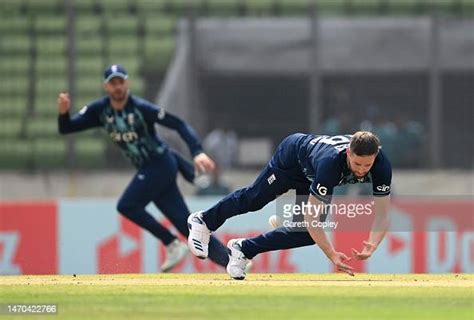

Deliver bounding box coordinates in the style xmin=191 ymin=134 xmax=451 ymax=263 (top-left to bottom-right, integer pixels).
xmin=224 ymin=228 xmax=313 ymax=280
xmin=201 ymin=165 xmax=292 ymax=232
xmin=117 ymin=199 xmax=176 ymax=246
xmin=117 ymin=166 xmax=180 ymax=245
xmin=240 ymin=227 xmax=315 ymax=259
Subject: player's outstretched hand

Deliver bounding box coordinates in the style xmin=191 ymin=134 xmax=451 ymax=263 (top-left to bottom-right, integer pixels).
xmin=58 ymin=92 xmax=70 ymax=114
xmin=330 ymin=251 xmax=354 ymax=276
xmin=352 ymin=240 xmax=376 ymax=261
xmin=193 ymin=152 xmax=216 ymax=174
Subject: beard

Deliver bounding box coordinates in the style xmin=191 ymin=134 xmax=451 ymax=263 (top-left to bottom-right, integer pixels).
xmin=110 ymin=90 xmax=127 ymax=102
xmin=354 ymin=172 xmax=367 ymax=178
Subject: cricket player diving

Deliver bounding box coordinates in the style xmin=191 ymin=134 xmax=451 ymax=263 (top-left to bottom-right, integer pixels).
xmin=57 ymin=64 xmax=229 ymax=272
xmin=188 ymin=131 xmax=392 ymax=279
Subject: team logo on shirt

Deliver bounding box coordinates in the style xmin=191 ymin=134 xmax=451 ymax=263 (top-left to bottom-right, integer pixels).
xmin=316 ymin=183 xmax=327 ymax=196
xmin=106 ymin=116 xmax=114 ymax=123
xmin=376 ymin=184 xmax=390 ymax=192
xmin=128 ymin=113 xmax=135 ymax=125
xmin=110 ymin=131 xmax=138 ymax=142
xmin=157 ymin=108 xmax=166 ymax=120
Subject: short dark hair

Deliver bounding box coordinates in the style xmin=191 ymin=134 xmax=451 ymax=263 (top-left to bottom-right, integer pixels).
xmin=350 ymin=131 xmax=381 ymax=156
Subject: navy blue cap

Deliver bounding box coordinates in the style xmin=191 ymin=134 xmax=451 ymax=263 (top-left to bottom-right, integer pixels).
xmin=104 ymin=64 xmax=128 ymax=83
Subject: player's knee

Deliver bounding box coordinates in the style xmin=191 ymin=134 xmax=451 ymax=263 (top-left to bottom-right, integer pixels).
xmin=246 ymin=199 xmax=267 ymax=212
xmin=117 ymin=200 xmax=134 ymax=217
xmin=235 ymin=187 xmax=265 ymax=212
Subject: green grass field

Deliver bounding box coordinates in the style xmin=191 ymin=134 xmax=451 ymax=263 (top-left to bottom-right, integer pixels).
xmin=1 ymin=273 xmax=472 ymax=319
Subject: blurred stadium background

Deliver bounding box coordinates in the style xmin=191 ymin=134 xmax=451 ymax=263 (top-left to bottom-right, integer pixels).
xmin=0 ymin=0 xmax=473 ymax=276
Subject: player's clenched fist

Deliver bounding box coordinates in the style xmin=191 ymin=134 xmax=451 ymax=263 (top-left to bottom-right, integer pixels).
xmin=193 ymin=152 xmax=216 ymax=174
xmin=57 ymin=92 xmax=70 ymax=114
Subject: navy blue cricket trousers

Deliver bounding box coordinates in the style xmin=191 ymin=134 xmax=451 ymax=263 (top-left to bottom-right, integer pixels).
xmin=201 ymin=134 xmax=318 ymax=259
xmin=117 ymin=150 xmax=229 ymax=267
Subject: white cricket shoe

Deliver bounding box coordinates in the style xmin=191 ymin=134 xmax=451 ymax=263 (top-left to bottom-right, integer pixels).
xmin=226 ymin=238 xmax=250 ymax=280
xmin=187 ymin=211 xmax=211 ymax=259
xmin=161 ymin=239 xmax=189 ymax=273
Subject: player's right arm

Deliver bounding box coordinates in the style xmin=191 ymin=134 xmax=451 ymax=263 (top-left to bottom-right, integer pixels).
xmin=138 ymin=100 xmax=215 ymax=173
xmin=57 ymin=92 xmax=101 ymax=134
xmin=304 ymin=157 xmax=354 ymax=276
xmin=304 ymin=194 xmax=354 ymax=276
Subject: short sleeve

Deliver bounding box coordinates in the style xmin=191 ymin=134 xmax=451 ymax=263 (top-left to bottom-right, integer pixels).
xmin=371 ymin=149 xmax=392 ymax=197
xmin=309 ymin=157 xmax=340 ymax=204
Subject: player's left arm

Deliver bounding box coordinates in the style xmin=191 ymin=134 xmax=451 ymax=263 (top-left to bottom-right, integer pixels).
xmin=352 ymin=150 xmax=392 ymax=260
xmin=140 ymin=101 xmax=215 ymax=173
xmin=305 ymin=194 xmax=355 ymax=276
xmin=352 ymin=195 xmax=390 ymax=260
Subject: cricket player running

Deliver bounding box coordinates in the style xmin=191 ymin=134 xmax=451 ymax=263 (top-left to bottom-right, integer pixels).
xmin=58 ymin=64 xmax=229 ymax=271
xmin=188 ymin=131 xmax=392 ymax=279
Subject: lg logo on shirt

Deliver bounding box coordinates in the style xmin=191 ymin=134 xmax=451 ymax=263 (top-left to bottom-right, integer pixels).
xmin=316 ymin=183 xmax=328 ymax=196
xmin=376 ymin=184 xmax=390 ymax=192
